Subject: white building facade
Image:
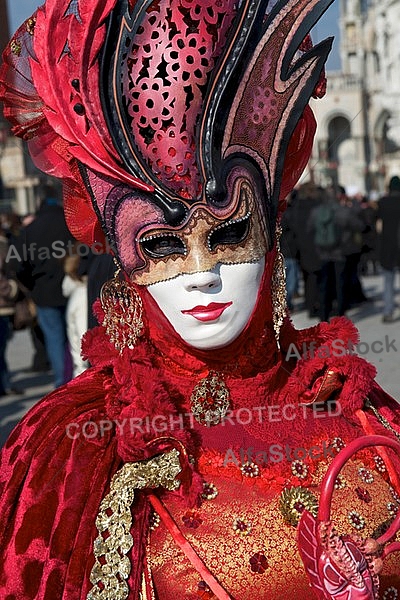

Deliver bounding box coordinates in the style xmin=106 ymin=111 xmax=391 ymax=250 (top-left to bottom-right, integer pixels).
xmin=0 ymin=1 xmax=42 ymax=215
xmin=308 ymin=0 xmax=400 ymax=196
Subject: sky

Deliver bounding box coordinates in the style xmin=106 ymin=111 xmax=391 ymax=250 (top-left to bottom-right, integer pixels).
xmin=6 ymin=0 xmax=341 ymax=70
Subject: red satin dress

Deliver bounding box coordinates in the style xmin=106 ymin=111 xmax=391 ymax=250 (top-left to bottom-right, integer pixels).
xmin=0 ymin=304 xmax=400 ymax=599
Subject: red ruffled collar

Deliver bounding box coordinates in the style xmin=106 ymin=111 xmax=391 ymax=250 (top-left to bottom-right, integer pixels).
xmin=83 ymin=296 xmax=375 ymax=436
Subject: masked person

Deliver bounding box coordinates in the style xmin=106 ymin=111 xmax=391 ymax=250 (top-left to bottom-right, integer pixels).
xmin=1 ymin=1 xmax=400 ymax=599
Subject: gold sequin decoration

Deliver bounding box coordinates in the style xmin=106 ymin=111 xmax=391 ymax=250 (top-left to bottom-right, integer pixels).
xmin=240 ymin=462 xmax=260 ymax=478
xmin=10 ymin=39 xmax=22 ymax=56
xmin=202 ymin=482 xmax=218 ymax=500
xmin=383 ymin=586 xmax=399 ymax=599
xmin=329 ymin=458 xmax=400 ymax=549
xmin=26 ymin=17 xmax=36 ymax=35
xmin=149 ymin=479 xmax=304 ymax=597
xmin=233 ymin=517 xmax=252 ymax=536
xmin=291 ymin=460 xmax=308 ymax=480
xmin=279 ymin=486 xmax=318 ymax=527
xmin=150 ymin=511 xmax=161 ymax=530
xmin=334 ymin=474 xmax=347 ymax=490
xmin=347 ymin=509 xmax=366 ymax=531
xmin=87 ymin=449 xmax=181 ymax=600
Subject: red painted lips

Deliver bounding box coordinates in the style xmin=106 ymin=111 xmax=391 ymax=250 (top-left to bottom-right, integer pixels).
xmin=181 ymin=302 xmax=233 ymax=322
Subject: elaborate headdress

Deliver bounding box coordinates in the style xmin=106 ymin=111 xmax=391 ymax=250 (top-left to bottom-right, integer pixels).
xmin=0 ymin=0 xmax=332 ymax=281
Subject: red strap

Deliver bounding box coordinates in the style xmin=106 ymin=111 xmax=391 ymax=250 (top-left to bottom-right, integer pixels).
xmin=148 ymin=494 xmax=232 ymax=600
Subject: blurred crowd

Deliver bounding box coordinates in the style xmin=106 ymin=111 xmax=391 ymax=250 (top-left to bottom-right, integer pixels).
xmin=0 ymin=184 xmax=115 ymax=397
xmin=0 ymin=177 xmax=400 ymax=397
xmin=281 ymin=176 xmax=400 ymax=323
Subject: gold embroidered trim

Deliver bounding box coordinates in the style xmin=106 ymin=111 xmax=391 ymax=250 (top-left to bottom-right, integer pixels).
xmin=271 ymin=224 xmax=287 ymax=346
xmin=87 ymin=449 xmax=181 ymax=600
xmin=365 ymin=398 xmax=400 ymax=442
xmin=139 ymin=572 xmax=149 ymax=600
xmin=142 ymin=542 xmax=157 ymax=600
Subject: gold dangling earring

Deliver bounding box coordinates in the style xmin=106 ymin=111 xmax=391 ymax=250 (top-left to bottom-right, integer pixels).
xmin=100 ymin=263 xmax=144 ymax=353
xmin=271 ymin=223 xmax=287 ymax=347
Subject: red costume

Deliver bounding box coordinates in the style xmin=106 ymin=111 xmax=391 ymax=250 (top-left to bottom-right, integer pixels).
xmin=0 ymin=0 xmax=400 ymax=598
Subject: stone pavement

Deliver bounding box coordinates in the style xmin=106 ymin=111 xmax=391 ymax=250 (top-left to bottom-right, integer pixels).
xmin=291 ymin=272 xmax=400 ymax=401
xmin=0 ymin=329 xmax=54 ymax=447
xmin=0 ymin=272 xmax=399 ymax=447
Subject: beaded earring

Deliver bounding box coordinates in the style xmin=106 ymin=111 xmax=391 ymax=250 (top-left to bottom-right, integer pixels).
xmin=100 ymin=266 xmax=144 ymax=353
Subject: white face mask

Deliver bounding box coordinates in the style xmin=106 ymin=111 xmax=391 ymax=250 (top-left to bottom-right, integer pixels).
xmin=147 ymin=257 xmax=265 ymax=349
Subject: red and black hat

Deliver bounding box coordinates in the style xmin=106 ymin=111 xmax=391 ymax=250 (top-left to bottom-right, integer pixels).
xmin=0 ymin=0 xmax=332 ymax=271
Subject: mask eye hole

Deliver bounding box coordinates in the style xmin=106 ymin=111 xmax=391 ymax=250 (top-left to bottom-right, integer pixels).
xmin=208 ymin=213 xmax=251 ymax=251
xmin=140 ymin=234 xmax=187 ymax=258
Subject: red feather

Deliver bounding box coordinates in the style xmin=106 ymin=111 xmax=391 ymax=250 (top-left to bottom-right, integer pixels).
xmin=31 ymin=0 xmax=151 ymax=191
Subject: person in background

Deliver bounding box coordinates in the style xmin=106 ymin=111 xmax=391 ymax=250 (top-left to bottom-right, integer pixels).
xmin=377 ymin=175 xmax=400 ymax=323
xmin=86 ymin=251 xmax=117 ymax=329
xmin=359 ymin=193 xmax=379 ymax=276
xmin=6 ymin=211 xmax=50 ymax=373
xmin=309 ymin=185 xmax=364 ymax=322
xmin=292 ymin=182 xmax=323 ymax=317
xmin=338 ymin=187 xmax=369 ymax=307
xmin=0 ymin=228 xmax=22 ymax=396
xmin=62 ymin=248 xmax=89 ymax=378
xmin=309 ymin=186 xmax=344 ymax=322
xmin=8 ymin=184 xmax=75 ymax=387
